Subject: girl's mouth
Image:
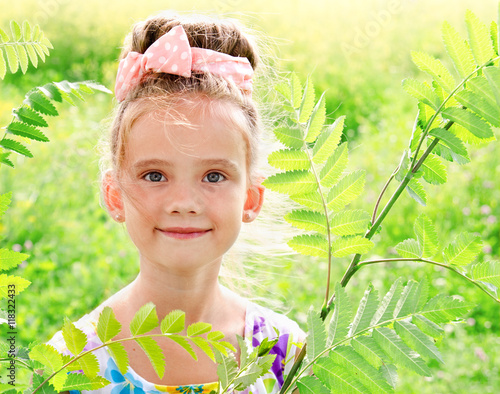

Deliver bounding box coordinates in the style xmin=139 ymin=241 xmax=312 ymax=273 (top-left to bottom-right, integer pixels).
xmin=157 ymin=227 xmax=211 ymax=240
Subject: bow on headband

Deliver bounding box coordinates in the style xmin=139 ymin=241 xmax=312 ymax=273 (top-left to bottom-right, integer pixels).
xmin=115 ymin=25 xmax=254 ymax=101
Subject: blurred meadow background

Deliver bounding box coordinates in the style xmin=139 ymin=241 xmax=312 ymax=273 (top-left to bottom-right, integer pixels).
xmin=1 ymin=0 xmax=499 ymax=392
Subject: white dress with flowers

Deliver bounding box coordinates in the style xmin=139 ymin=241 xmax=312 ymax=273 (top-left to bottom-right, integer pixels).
xmin=48 ymin=302 xmax=304 ymax=394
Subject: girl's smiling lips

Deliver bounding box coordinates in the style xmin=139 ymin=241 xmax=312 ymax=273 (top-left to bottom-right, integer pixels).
xmin=157 ymin=227 xmax=212 ymax=240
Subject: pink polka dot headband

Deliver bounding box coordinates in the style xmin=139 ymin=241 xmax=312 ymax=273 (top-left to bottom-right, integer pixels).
xmin=115 ymin=25 xmax=254 ymax=102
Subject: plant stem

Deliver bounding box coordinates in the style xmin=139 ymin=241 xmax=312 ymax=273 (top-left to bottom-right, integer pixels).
xmin=357 ymin=257 xmax=500 ymax=304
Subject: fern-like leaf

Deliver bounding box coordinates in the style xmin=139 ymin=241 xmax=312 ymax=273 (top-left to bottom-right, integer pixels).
xmin=129 ymin=302 xmax=159 ymax=336
xmin=187 ymin=321 xmax=212 ymax=336
xmin=349 ymin=284 xmax=379 ymax=336
xmin=273 ymin=126 xmax=303 ymax=149
xmin=107 ymin=342 xmax=129 ymax=374
xmin=0 ymin=137 xmax=33 ymax=158
xmin=443 ymin=232 xmax=482 ymax=267
xmin=298 ymin=77 xmax=315 ymax=123
xmin=373 ymin=327 xmax=431 ymax=377
xmin=5 ymin=121 xmax=49 ymax=142
xmin=395 ymin=238 xmax=422 ymax=259
xmin=429 ymin=128 xmax=468 ymax=157
xmin=135 ymin=337 xmax=166 ymax=378
xmin=351 ymin=336 xmax=389 ymax=369
xmin=441 ymin=107 xmax=493 ymax=139
xmin=289 ymin=191 xmax=324 ymax=212
xmin=411 ymin=51 xmax=456 ymax=93
xmin=470 ymin=261 xmax=500 ymax=289
xmin=312 ymin=116 xmax=345 ymax=164
xmin=414 ymin=214 xmax=439 ymax=258
xmin=419 ymin=153 xmax=447 ymax=185
xmin=329 ymin=209 xmax=371 ymax=236
xmin=394 ymin=320 xmax=443 ymax=363
xmin=371 ymin=278 xmax=404 ymax=326
xmin=285 ymin=209 xmax=327 ymax=233
xmin=288 ymin=234 xmax=328 ymax=257
xmin=483 ymin=66 xmax=500 ymax=107
xmin=402 ymin=79 xmax=441 ymax=110
xmin=268 ymin=148 xmax=310 ymax=171
xmin=296 ymin=375 xmax=330 ymax=394
xmin=62 ymin=318 xmax=88 ymax=356
xmin=455 ymin=89 xmax=500 ymax=127
xmin=465 ymin=10 xmax=496 ymax=66
xmin=328 ymin=283 xmax=352 ymax=345
xmin=412 ymin=315 xmax=444 ymax=339
xmin=305 ymin=92 xmax=326 ymax=143
xmin=160 ymin=309 xmax=185 ymax=334
xmin=327 ymin=170 xmax=366 ymax=212
xmin=330 ymin=346 xmax=394 ymax=393
xmin=0 ymin=273 xmax=31 ymax=298
xmin=97 ymin=306 xmax=122 ymax=343
xmin=420 ymin=294 xmax=474 ymax=324
xmin=0 ymin=248 xmax=29 ymax=271
xmin=78 ymin=353 xmax=100 ymax=379
xmin=306 ymin=308 xmax=327 ymax=361
xmin=319 ymin=142 xmax=349 ymax=188
xmin=442 ymin=21 xmax=476 ymax=79
xmin=331 ymin=236 xmax=374 ymax=258
xmin=263 ymin=170 xmax=317 ymax=196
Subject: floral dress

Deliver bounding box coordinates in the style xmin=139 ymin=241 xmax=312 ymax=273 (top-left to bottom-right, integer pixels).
xmin=48 ymin=302 xmax=304 ymax=394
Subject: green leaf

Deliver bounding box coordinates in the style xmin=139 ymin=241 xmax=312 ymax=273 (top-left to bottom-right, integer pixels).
xmin=187 ymin=321 xmax=212 ymax=336
xmin=394 ymin=320 xmax=443 ymax=363
xmin=455 ymin=89 xmax=500 ymax=127
xmin=429 ymin=128 xmax=468 ymax=157
xmin=275 ymin=81 xmax=291 ymax=101
xmin=60 ymin=374 xmax=110 ymax=392
xmin=349 ymin=284 xmax=379 ymax=336
xmin=14 ymin=106 xmax=48 ymax=127
xmin=10 ymin=21 xmax=21 ymax=41
xmin=314 ymin=357 xmax=369 ymax=393
xmin=412 ymin=315 xmax=444 ymax=339
xmin=298 ymin=77 xmax=315 ymax=123
xmin=394 ymin=279 xmax=429 ymax=318
xmin=39 ymin=83 xmax=63 ymax=102
xmin=32 ymin=372 xmax=58 ymax=394
xmin=380 ymin=364 xmax=398 ymax=389
xmin=329 ymin=346 xmax=394 ymax=393
xmin=483 ymin=66 xmax=500 ymax=107
xmin=373 ymin=327 xmax=431 ymax=376
xmin=468 ymin=75 xmax=499 ymax=112
xmin=470 ymin=261 xmax=500 ymax=288
xmin=6 ymin=121 xmax=49 ymax=142
xmin=442 ymin=21 xmax=476 ymax=79
xmin=285 ymin=209 xmax=326 ymax=233
xmin=78 ymin=352 xmax=100 ymax=379
xmin=207 ymin=330 xmax=224 ymax=341
xmin=306 ymin=308 xmax=327 ymax=361
xmin=328 ymin=283 xmax=352 ymax=345
xmin=0 ymin=138 xmax=33 ymax=158
xmin=15 ymin=44 xmax=29 ymax=74
xmin=351 ymin=336 xmax=389 ymax=368
xmin=441 ymin=107 xmax=493 ymax=139
xmin=24 ymin=90 xmax=58 ymax=116
xmin=191 ymin=337 xmax=215 ymax=361
xmin=411 ymin=51 xmax=456 ymax=93
xmin=395 ymin=238 xmax=422 ymax=259
xmin=305 ymin=92 xmax=326 ymax=143
xmin=312 ymin=116 xmax=345 ymax=164
xmin=0 ymin=151 xmax=14 ymax=167
xmin=160 ymin=309 xmax=185 ymax=334
xmin=402 ymin=79 xmax=441 ymax=110
xmin=62 ymin=318 xmax=88 ymax=355
xmin=0 ymin=273 xmax=31 ymax=297
xmin=327 ymin=170 xmax=366 ymax=212
xmin=22 ymin=21 xmax=31 ymax=41
xmin=5 ymin=45 xmax=19 ymax=73
xmin=289 ymin=191 xmax=324 ymax=212
xmin=232 ymin=362 xmax=267 ymax=391
xmin=296 ymin=376 xmax=330 ymax=394
xmin=414 ymin=214 xmax=439 ymax=258
xmin=451 ymin=123 xmax=495 ymax=146
xmin=263 ymin=170 xmax=317 ymax=196
xmin=273 ymin=126 xmax=303 ymax=149
xmin=107 ymin=342 xmax=129 ymax=374
xmin=371 ymin=278 xmax=404 ymax=326
xmin=169 ymin=334 xmax=197 ymax=360
xmin=0 ymin=248 xmax=29 ymax=271
xmin=319 ymin=142 xmax=349 ymax=188
xmin=97 ymin=306 xmax=122 ymax=343
xmin=420 ymin=294 xmax=474 ymax=324
xmin=268 ymin=149 xmax=310 ymax=171
xmin=135 ymin=337 xmax=165 ymax=378
xmin=332 ymin=236 xmax=374 ymax=258
xmin=215 ymin=352 xmax=238 ymax=390
xmin=288 ymin=234 xmax=328 ymax=258
xmin=329 ymin=209 xmax=370 ymax=236
xmin=465 ymin=9 xmax=496 ymax=66
xmin=420 ymin=153 xmax=447 ymax=185
xmin=25 ymin=42 xmax=38 ymax=68
xmin=0 ymin=50 xmax=6 ymax=79
xmin=0 ymin=192 xmax=12 ymax=217
xmin=29 ymin=343 xmax=63 ymax=373
xmin=129 ymin=302 xmax=159 ymax=336
xmin=0 ymin=27 xmax=9 ymax=42
xmin=443 ymin=232 xmax=482 ymax=267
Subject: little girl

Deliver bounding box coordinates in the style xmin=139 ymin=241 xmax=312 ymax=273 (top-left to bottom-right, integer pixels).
xmin=48 ymin=11 xmax=304 ymax=394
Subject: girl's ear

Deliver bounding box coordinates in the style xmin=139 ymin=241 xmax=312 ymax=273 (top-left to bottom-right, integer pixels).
xmin=102 ymin=170 xmax=125 ymax=223
xmin=242 ymin=178 xmax=265 ymax=223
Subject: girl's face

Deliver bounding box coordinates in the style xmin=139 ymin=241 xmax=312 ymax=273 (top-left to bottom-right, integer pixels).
xmin=106 ymin=101 xmax=263 ymax=274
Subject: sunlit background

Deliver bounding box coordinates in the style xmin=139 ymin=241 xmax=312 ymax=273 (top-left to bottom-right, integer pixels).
xmin=1 ymin=0 xmax=499 ymax=392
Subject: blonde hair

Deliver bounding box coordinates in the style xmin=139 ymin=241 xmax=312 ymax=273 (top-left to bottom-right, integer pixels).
xmin=105 ymin=11 xmax=262 ymax=181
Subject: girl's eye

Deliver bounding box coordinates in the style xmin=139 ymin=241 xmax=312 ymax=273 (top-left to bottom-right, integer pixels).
xmin=203 ymin=172 xmax=226 ymax=183
xmin=144 ymin=172 xmax=166 ymax=182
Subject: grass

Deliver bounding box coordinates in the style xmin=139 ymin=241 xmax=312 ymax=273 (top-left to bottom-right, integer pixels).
xmin=1 ymin=0 xmax=499 ymax=392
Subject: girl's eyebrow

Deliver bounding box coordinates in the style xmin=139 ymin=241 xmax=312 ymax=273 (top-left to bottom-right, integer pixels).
xmin=131 ymin=158 xmax=241 ymax=172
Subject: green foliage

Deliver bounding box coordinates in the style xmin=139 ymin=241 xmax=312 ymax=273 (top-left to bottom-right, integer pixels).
xmin=0 ymin=21 xmax=52 ymax=79
xmin=1 ymin=80 xmax=111 ymax=167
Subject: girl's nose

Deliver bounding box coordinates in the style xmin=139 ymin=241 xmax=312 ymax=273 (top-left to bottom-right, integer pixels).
xmin=166 ymin=182 xmax=202 ymax=215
